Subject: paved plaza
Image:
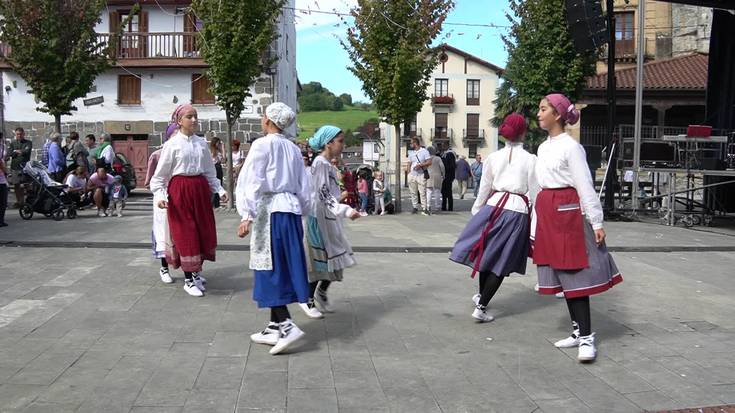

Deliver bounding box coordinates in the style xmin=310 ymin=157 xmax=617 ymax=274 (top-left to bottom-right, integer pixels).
xmin=1 ymin=194 xmax=735 ymax=412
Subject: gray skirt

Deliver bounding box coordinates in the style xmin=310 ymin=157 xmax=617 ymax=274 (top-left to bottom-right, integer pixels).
xmin=449 ymin=205 xmax=530 ymax=276
xmin=537 ymin=219 xmax=623 ymax=298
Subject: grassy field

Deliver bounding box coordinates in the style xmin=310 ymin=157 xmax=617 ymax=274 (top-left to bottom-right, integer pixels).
xmin=296 ymin=106 xmax=379 ymax=140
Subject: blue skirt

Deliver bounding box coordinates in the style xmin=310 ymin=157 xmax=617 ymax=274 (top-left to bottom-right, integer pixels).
xmin=449 ymin=205 xmax=530 ymax=276
xmin=253 ymin=212 xmax=310 ymax=308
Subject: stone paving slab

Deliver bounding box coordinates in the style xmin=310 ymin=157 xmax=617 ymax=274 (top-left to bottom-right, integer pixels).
xmin=1 ymin=246 xmax=735 ymax=412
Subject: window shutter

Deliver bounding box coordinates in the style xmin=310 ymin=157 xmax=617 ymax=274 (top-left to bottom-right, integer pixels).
xmin=109 ymin=11 xmax=119 ymax=33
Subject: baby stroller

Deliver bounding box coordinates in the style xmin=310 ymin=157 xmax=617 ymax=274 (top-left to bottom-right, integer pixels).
xmin=19 ymin=161 xmax=77 ymax=221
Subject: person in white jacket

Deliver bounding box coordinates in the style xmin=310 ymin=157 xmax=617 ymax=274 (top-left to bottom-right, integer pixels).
xmin=299 ymin=125 xmax=361 ymax=319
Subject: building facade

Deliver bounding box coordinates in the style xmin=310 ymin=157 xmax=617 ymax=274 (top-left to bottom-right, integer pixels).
xmin=396 ymin=44 xmax=503 ymax=164
xmin=0 ymin=0 xmax=297 ymax=184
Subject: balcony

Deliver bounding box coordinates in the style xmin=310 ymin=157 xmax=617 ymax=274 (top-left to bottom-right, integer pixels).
xmin=1 ymin=32 xmax=206 ymax=69
xmin=463 ymin=128 xmax=485 ymax=144
xmin=431 ymin=127 xmax=453 ymax=147
xmin=401 ymin=128 xmax=422 ymax=143
xmin=431 ymin=94 xmax=454 ymax=106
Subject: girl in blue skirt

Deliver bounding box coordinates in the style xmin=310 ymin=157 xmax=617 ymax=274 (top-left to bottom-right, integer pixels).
xmin=450 ymin=113 xmax=539 ymax=322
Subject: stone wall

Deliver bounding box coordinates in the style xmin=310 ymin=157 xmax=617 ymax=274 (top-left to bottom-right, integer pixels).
xmin=672 ymin=5 xmax=712 ymax=56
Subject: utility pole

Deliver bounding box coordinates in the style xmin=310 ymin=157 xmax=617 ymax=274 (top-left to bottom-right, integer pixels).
xmin=603 ymin=0 xmax=618 ymax=213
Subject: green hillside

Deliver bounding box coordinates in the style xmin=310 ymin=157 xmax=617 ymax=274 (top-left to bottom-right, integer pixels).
xmin=296 ymin=106 xmax=378 ymax=140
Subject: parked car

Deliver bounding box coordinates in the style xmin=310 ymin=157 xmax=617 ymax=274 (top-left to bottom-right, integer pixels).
xmin=111 ymin=153 xmax=137 ymax=191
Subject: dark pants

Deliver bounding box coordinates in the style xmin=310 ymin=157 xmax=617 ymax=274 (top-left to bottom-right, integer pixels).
xmin=441 ymin=178 xmax=454 ymax=211
xmin=0 ymin=184 xmax=7 ymax=224
xmin=212 ymin=163 xmax=223 ymax=208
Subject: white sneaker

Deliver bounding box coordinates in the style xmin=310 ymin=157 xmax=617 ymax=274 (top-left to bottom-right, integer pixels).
xmin=533 ymin=284 xmax=540 ymax=292
xmin=270 ymin=320 xmax=305 ymax=355
xmin=298 ymin=300 xmax=324 ymax=319
xmin=183 ymin=279 xmax=204 ymax=297
xmin=577 ymin=334 xmax=596 ymax=362
xmin=117 ymin=212 xmax=123 ymax=217
xmin=554 ymin=323 xmax=581 ymax=348
xmin=251 ymin=323 xmax=279 ymax=346
xmin=159 ymin=267 xmax=173 ymax=284
xmin=96 ymin=208 xmax=103 ymax=217
xmin=192 ymin=274 xmax=206 ymax=291
xmin=555 ymin=291 xmax=565 ymax=298
xmin=471 ymin=305 xmax=494 ymax=322
xmin=314 ymin=289 xmax=334 ymax=313
xmin=472 ymin=293 xmax=481 ymax=306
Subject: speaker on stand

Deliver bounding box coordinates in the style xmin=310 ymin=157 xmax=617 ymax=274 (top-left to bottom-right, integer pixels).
xmin=565 ymin=0 xmax=609 ymax=53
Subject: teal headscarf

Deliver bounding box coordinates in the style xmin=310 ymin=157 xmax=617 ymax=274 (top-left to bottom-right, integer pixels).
xmin=308 ymin=125 xmax=342 ymax=151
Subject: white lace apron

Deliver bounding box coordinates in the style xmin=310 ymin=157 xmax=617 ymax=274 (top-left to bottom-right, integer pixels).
xmin=249 ymin=193 xmax=276 ymax=270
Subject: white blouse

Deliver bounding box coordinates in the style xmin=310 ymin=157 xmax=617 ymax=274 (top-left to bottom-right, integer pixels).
xmin=472 ymin=142 xmax=539 ymax=215
xmin=236 ymin=133 xmax=311 ymax=221
xmin=535 ymin=133 xmax=603 ymax=229
xmin=150 ymin=131 xmax=225 ymax=199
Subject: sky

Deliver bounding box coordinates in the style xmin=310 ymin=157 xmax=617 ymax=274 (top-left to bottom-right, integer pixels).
xmin=295 ymin=0 xmax=513 ymax=102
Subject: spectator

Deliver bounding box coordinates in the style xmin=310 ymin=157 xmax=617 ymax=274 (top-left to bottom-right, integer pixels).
xmin=0 ymin=153 xmax=8 ymax=227
xmin=47 ymin=132 xmax=66 ymax=183
xmin=88 ymin=166 xmax=115 ymax=216
xmin=7 ymin=127 xmax=32 ymax=207
xmin=471 ymin=153 xmax=483 ymax=198
xmin=357 ymin=172 xmax=369 ymax=216
xmin=64 ymin=166 xmax=89 ymax=208
xmin=455 ymin=155 xmax=470 ymax=199
xmin=439 ymin=143 xmax=456 ymax=211
xmin=84 ymin=134 xmax=97 ymax=174
xmin=209 ymin=135 xmax=224 ymax=208
xmin=65 ymin=132 xmax=88 ymax=173
xmin=406 ymin=137 xmax=431 ymax=215
xmin=94 ymin=133 xmax=115 ymax=171
xmin=425 ymin=146 xmax=445 ymax=214
xmin=372 ymin=170 xmax=386 ymax=215
xmin=107 ymin=175 xmax=128 ymax=217
xmin=40 ymin=137 xmax=52 ymax=168
xmin=231 ymin=139 xmax=245 ymax=184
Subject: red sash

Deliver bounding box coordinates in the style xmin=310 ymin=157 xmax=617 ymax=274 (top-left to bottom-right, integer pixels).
xmin=467 ymin=192 xmax=529 ymax=278
xmin=532 ymin=188 xmax=588 ymax=270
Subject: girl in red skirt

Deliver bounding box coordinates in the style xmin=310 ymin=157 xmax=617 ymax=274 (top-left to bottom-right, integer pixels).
xmin=150 ymin=104 xmax=228 ymax=297
xmin=534 ymin=93 xmax=623 ymax=362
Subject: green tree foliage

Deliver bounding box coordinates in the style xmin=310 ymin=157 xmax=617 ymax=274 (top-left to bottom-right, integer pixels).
xmin=192 ymin=0 xmax=284 ymax=207
xmin=339 ymin=93 xmax=353 ymax=106
xmin=297 ymin=81 xmax=347 ymax=112
xmin=0 ymin=0 xmax=129 ymax=132
xmin=493 ymin=0 xmax=596 ymax=147
xmin=342 ymin=0 xmax=453 ymax=212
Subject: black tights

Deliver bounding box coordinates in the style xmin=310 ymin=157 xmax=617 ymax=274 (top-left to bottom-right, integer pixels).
xmin=308 ymin=280 xmax=331 ymax=299
xmin=270 ymin=306 xmax=291 ymax=323
xmin=184 ymin=271 xmax=193 ymax=281
xmin=565 ymin=296 xmax=591 ymax=336
xmin=161 ymin=258 xmax=168 ymax=268
xmin=477 ymin=271 xmax=504 ymax=307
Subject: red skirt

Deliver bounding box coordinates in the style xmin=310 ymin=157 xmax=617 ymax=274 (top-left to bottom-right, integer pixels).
xmin=532 ymin=188 xmax=588 ymax=270
xmin=166 ymin=175 xmax=217 ymax=272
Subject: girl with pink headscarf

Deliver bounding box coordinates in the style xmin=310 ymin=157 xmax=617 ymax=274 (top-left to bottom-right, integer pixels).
xmin=533 ymin=93 xmax=622 ymax=363
xmin=150 ymin=104 xmax=228 ymax=297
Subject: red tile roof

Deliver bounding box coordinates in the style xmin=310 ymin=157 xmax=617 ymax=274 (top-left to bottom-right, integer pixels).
xmin=586 ymin=53 xmax=708 ymax=91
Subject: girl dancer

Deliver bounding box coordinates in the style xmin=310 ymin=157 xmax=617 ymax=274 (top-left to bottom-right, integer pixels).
xmin=236 ymin=102 xmax=311 ymax=355
xmin=534 ymin=93 xmax=623 ymax=362
xmin=150 ymin=104 xmax=227 ymax=297
xmin=449 ymin=113 xmax=538 ymax=322
xmin=299 ymin=125 xmax=361 ymax=319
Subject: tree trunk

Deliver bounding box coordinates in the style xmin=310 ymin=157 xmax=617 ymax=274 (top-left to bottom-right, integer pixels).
xmin=393 ymin=123 xmax=402 ymax=213
xmin=225 ymin=114 xmax=235 ymax=209
xmin=54 ymin=114 xmax=61 ymax=133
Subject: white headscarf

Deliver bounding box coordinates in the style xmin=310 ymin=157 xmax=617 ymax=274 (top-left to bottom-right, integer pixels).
xmin=265 ymin=102 xmax=296 ymax=131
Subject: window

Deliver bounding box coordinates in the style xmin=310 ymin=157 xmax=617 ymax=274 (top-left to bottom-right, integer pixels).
xmin=615 ymin=12 xmax=634 ymax=57
xmin=117 ymin=75 xmax=141 ymax=105
xmin=466 ymin=80 xmax=480 ymax=105
xmin=468 ymin=143 xmax=478 ymax=158
xmin=192 ymin=74 xmax=215 ymax=104
xmin=466 ymin=114 xmax=480 ymax=137
xmin=434 ymin=79 xmax=449 ymax=97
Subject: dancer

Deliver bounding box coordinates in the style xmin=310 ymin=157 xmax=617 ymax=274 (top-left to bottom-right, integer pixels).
xmin=236 ymin=102 xmax=311 ymax=355
xmin=299 ymin=125 xmax=360 ymax=319
xmin=533 ymin=93 xmax=623 ymax=362
xmin=449 ymin=113 xmax=538 ymax=322
xmin=150 ymin=104 xmax=227 ymax=297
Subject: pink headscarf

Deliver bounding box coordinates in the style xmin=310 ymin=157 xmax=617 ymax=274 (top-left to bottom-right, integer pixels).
xmin=544 ymin=94 xmax=580 ymax=126
xmin=498 ymin=113 xmax=527 ymax=142
xmin=166 ymin=104 xmax=195 ymax=140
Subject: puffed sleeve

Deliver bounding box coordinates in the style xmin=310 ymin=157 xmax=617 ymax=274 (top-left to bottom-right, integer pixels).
xmin=311 ymin=160 xmax=353 ymax=218
xmin=200 ymin=140 xmax=225 ymax=196
xmin=236 ymin=140 xmax=267 ymax=222
xmin=149 ymin=143 xmax=174 ymax=200
xmin=471 ymin=156 xmax=494 ymax=215
xmin=569 ymin=143 xmax=603 ymax=229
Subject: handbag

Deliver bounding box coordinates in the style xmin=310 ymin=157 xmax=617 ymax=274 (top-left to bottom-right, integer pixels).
xmin=416 ymin=154 xmax=430 ymax=180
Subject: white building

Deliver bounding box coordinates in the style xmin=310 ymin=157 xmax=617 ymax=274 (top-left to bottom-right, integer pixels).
xmin=0 ymin=0 xmax=297 ymax=184
xmin=394 ymin=44 xmax=503 ymax=163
